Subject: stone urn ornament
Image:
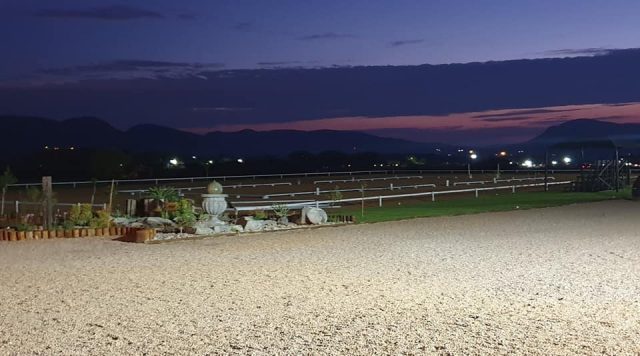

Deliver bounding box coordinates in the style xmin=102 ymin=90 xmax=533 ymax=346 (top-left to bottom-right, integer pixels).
xmin=201 ymin=181 xmax=228 ymax=225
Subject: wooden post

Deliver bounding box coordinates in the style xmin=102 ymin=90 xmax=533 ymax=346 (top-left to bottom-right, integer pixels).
xmin=42 ymin=176 xmax=53 ymax=230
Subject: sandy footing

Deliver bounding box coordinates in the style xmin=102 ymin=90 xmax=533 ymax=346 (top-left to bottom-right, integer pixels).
xmin=1 ymin=201 xmax=639 ymax=354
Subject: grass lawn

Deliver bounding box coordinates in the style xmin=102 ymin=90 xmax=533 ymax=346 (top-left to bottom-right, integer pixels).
xmin=336 ymin=189 xmax=631 ymax=223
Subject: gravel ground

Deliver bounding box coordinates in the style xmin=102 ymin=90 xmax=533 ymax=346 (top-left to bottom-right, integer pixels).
xmin=1 ymin=200 xmax=639 ymax=355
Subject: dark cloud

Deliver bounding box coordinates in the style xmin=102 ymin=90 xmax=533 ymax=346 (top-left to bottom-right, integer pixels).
xmin=473 ymin=108 xmax=580 ymax=119
xmin=297 ymin=32 xmax=355 ymax=41
xmin=38 ymin=60 xmax=224 ymax=81
xmin=389 ymin=39 xmax=424 ymax=47
xmin=256 ymin=61 xmax=302 ymax=66
xmin=480 ymin=116 xmax=533 ymax=123
xmin=34 ymin=5 xmax=164 ymax=21
xmin=543 ymin=47 xmax=611 ymax=56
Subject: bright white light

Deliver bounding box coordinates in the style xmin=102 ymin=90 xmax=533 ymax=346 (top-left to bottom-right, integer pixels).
xmin=169 ymin=158 xmax=179 ymax=166
xmin=192 ymin=155 xmax=197 ymax=159
xmin=237 ymin=158 xmax=244 ymax=163
xmin=522 ymin=159 xmax=533 ymax=168
xmin=470 ymin=153 xmax=478 ymax=160
xmin=551 ymin=160 xmax=558 ymax=166
xmin=208 ymin=160 xmax=213 ymax=164
xmin=563 ymin=156 xmax=572 ymax=164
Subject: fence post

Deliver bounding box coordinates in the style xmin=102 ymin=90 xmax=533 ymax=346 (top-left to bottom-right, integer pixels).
xmin=15 ymin=200 xmax=19 ymax=215
xmin=389 ymin=183 xmax=394 ymax=190
xmin=512 ymin=185 xmax=516 ymax=193
xmin=431 ymin=192 xmax=435 ymax=202
xmin=378 ymin=196 xmax=383 ymax=207
xmin=315 ymin=187 xmax=320 ymax=196
xmin=475 ymin=189 xmax=479 ymax=198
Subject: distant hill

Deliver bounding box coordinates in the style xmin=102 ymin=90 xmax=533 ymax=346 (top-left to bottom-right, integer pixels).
xmin=528 ymin=119 xmax=640 ymax=147
xmin=0 ymin=116 xmax=446 ymax=157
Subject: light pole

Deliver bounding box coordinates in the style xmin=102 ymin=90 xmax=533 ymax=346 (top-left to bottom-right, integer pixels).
xmin=468 ymin=151 xmax=478 ymax=179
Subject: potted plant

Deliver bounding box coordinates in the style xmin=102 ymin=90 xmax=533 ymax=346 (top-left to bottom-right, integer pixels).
xmin=173 ymin=199 xmax=196 ymax=234
xmin=147 ymin=186 xmax=179 ymax=218
xmin=271 ymin=203 xmax=290 ymax=224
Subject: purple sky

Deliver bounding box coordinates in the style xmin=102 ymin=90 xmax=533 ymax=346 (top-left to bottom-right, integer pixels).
xmin=2 ymin=0 xmax=640 ymax=79
xmin=1 ymin=0 xmax=640 ymax=145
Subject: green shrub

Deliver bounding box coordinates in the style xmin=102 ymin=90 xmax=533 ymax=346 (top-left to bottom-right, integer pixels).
xmin=173 ymin=199 xmax=196 ymax=232
xmin=89 ymin=210 xmax=111 ymax=228
xmin=271 ymin=203 xmax=290 ymax=218
xmin=253 ymin=210 xmax=267 ymax=220
xmin=69 ymin=204 xmax=94 ymax=226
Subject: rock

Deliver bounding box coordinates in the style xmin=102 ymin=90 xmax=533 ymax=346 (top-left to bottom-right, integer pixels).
xmin=245 ymin=220 xmax=265 ymax=232
xmin=194 ymin=227 xmax=215 ymax=235
xmin=206 ymin=180 xmax=224 ymax=194
xmin=306 ymin=208 xmax=328 ymax=225
xmin=262 ymin=220 xmax=278 ymax=230
xmin=112 ymin=217 xmax=134 ymax=226
xmin=141 ymin=217 xmax=177 ymax=228
xmin=230 ymin=225 xmax=244 ymax=233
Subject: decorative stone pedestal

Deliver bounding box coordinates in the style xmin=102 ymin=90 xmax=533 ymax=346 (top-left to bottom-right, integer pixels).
xmin=201 ymin=193 xmax=228 ymax=226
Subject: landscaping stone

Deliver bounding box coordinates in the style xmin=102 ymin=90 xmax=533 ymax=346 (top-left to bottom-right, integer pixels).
xmin=306 ymin=207 xmax=328 ymax=225
xmin=244 ymin=219 xmax=265 ymax=232
xmin=142 ymin=217 xmax=177 ymax=228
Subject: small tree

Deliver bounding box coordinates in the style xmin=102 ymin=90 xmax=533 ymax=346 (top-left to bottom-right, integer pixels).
xmin=0 ymin=167 xmax=17 ymax=217
xmin=173 ymin=199 xmax=196 ymax=233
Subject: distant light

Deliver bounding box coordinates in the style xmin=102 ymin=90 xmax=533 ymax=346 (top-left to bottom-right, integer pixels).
xmin=169 ymin=158 xmax=179 ymax=166
xmin=522 ymin=159 xmax=533 ymax=168
xmin=237 ymin=158 xmax=244 ymax=163
xmin=192 ymin=155 xmax=197 ymax=159
xmin=469 ymin=149 xmax=475 ymax=154
xmin=563 ymin=156 xmax=572 ymax=164
xmin=69 ymin=146 xmax=75 ymax=150
xmin=499 ymin=151 xmax=507 ymax=157
xmin=551 ymin=160 xmax=558 ymax=166
xmin=470 ymin=153 xmax=478 ymax=160
xmin=208 ymin=160 xmax=213 ymax=164
xmin=394 ymin=163 xmax=399 ymax=167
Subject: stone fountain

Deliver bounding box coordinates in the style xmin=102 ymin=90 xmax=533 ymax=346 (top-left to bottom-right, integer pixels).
xmin=200 ymin=180 xmax=228 ymax=228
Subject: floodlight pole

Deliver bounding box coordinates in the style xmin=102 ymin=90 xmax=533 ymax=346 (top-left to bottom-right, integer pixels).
xmin=544 ymin=149 xmax=549 ymax=192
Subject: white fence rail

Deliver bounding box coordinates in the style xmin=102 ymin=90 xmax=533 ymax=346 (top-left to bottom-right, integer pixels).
xmin=231 ymin=181 xmax=573 ymax=211
xmin=6 ymin=169 xmax=598 ymax=188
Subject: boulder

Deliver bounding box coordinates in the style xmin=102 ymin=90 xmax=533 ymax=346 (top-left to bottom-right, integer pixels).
xmin=245 ymin=219 xmax=265 ymax=232
xmin=194 ymin=227 xmax=215 ymax=235
xmin=306 ymin=208 xmax=328 ymax=225
xmin=142 ymin=217 xmax=177 ymax=228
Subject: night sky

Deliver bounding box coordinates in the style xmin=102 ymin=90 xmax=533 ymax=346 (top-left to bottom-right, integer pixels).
xmin=1 ymin=0 xmax=640 ymax=145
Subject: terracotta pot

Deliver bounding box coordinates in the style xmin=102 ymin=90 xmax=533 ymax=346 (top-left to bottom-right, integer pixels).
xmin=108 ymin=227 xmax=116 ymax=236
xmin=34 ymin=230 xmax=42 ymax=239
xmin=134 ymin=229 xmax=151 ymax=243
xmin=93 ymin=228 xmax=102 ymax=236
xmin=63 ymin=230 xmax=71 ymax=238
xmin=8 ymin=230 xmax=17 ymax=241
xmin=86 ymin=228 xmax=94 ymax=237
xmin=42 ymin=230 xmax=50 ymax=239
xmin=25 ymin=231 xmax=33 ymax=240
xmin=71 ymin=229 xmax=79 ymax=238
xmin=0 ymin=230 xmax=5 ymax=241
xmin=17 ymin=231 xmax=25 ymax=241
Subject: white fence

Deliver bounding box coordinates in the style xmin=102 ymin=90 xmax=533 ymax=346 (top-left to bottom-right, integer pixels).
xmin=231 ymin=181 xmax=573 ymax=211
xmin=6 ymin=168 xmax=596 ymax=188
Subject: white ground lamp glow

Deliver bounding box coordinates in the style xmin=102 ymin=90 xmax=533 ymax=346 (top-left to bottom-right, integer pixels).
xmin=169 ymin=158 xmax=179 ymax=166
xmin=563 ymin=156 xmax=572 ymax=164
xmin=522 ymin=159 xmax=533 ymax=168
